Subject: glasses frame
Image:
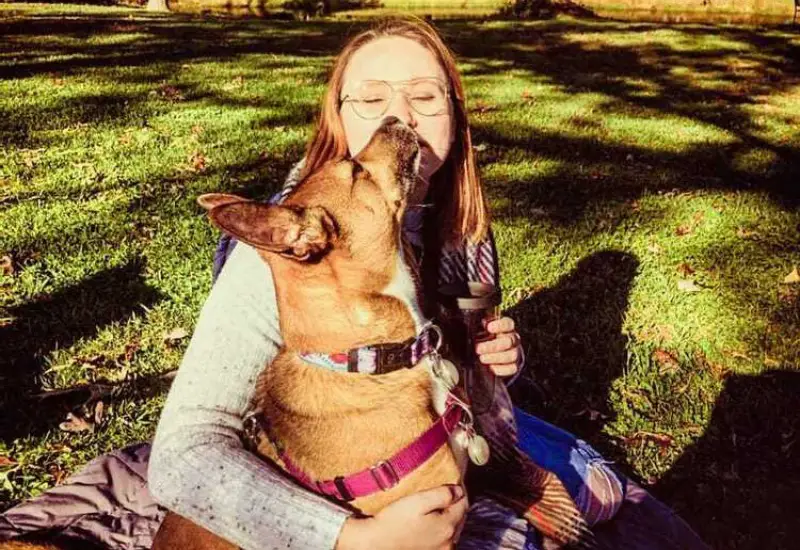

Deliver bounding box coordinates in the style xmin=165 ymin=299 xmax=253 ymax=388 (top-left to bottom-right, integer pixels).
xmin=339 ymin=78 xmax=451 ymax=120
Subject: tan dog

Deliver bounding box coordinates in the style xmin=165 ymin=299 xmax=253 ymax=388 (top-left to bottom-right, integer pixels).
xmin=154 ymin=116 xmax=597 ymax=550
xmin=0 ymin=118 xmax=593 ymax=550
xmin=153 ymin=117 xmax=467 ymax=550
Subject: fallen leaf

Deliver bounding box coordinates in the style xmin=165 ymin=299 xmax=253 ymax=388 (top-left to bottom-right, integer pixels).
xmin=624 ymin=431 xmax=674 ymax=449
xmin=48 ymin=464 xmax=68 ymax=485
xmin=191 ymin=125 xmax=204 ymax=136
xmin=653 ymin=349 xmax=680 ymax=375
xmin=736 ymin=227 xmax=759 ymax=238
xmin=675 ymin=225 xmax=692 ymax=237
xmin=121 ymin=342 xmax=140 ymax=363
xmin=189 ymin=152 xmax=207 ymax=172
xmin=783 ymin=267 xmax=799 ymax=284
xmin=0 ymin=255 xmax=14 ymax=276
xmin=0 ymin=455 xmax=17 ymax=467
xmin=164 ymin=327 xmax=189 ymax=345
xmin=676 ymin=262 xmax=695 ymax=276
xmin=157 ymin=84 xmax=184 ymax=101
xmin=94 ymin=401 xmax=105 ymax=425
xmin=678 ymin=279 xmax=702 ymax=292
xmin=59 ymin=413 xmax=94 ymax=433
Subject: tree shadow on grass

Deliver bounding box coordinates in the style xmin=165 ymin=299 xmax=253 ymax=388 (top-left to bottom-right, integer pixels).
xmin=653 ymin=370 xmax=800 ymax=550
xmin=452 ymin=22 xmax=800 ymax=214
xmin=507 ymin=250 xmax=639 ymax=463
xmin=0 ymin=259 xmax=164 ymax=442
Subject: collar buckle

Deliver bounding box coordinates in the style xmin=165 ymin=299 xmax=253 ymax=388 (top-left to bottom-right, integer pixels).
xmin=370 ymin=460 xmax=400 ymax=491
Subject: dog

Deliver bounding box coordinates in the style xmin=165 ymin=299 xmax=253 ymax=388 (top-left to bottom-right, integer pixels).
xmin=0 ymin=118 xmax=595 ymax=550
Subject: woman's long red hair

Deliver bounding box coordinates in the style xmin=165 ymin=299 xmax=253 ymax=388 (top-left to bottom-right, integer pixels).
xmin=302 ymin=16 xmax=489 ymax=247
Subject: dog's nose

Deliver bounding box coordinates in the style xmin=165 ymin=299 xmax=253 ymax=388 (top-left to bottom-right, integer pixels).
xmin=380 ymin=116 xmax=403 ymax=129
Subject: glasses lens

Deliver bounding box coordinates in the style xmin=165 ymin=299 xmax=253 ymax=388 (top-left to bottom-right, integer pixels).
xmin=350 ymin=81 xmax=392 ymax=120
xmin=408 ymin=79 xmax=448 ymax=116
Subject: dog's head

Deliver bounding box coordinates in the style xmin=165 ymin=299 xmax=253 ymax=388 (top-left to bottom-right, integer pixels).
xmin=199 ymin=117 xmax=425 ymax=350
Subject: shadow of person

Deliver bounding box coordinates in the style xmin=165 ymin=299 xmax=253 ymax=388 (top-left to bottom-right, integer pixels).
xmin=507 ymin=250 xmax=639 ymax=461
xmin=653 ymin=370 xmax=800 ymax=550
xmin=0 ymin=259 xmax=163 ymax=442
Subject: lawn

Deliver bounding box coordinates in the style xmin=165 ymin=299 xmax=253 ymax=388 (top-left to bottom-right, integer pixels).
xmin=1 ymin=4 xmax=798 ymax=548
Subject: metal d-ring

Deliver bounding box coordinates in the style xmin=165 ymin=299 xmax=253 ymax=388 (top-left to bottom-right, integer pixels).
xmin=428 ymin=323 xmax=444 ymax=354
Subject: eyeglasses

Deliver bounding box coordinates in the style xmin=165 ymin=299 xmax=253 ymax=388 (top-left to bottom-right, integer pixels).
xmin=340 ymin=78 xmax=450 ymax=120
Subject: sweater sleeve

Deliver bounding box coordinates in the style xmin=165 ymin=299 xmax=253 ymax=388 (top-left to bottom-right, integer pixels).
xmin=148 ymin=243 xmax=350 ymax=550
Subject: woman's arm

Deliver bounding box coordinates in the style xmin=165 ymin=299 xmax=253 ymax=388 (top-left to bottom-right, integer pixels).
xmin=148 ymin=243 xmax=350 ymax=550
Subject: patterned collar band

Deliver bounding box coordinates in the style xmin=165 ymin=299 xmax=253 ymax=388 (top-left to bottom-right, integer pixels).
xmin=299 ymin=322 xmax=442 ymax=374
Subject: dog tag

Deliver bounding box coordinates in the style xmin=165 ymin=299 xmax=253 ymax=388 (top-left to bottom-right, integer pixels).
xmin=433 ymin=357 xmax=460 ymax=390
xmin=467 ymin=433 xmax=490 ymax=466
xmin=453 ymin=427 xmax=470 ymax=449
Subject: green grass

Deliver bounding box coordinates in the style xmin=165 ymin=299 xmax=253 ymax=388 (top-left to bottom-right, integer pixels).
xmin=1 ymin=4 xmax=799 ymax=548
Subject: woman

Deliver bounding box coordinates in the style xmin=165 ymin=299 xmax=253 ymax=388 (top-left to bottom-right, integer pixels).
xmin=0 ymin=16 xmax=707 ymax=550
xmin=149 ymin=16 xmax=708 ymax=550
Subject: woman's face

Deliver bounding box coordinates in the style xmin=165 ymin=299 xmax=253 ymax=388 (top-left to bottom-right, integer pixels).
xmin=340 ymin=36 xmax=455 ymax=188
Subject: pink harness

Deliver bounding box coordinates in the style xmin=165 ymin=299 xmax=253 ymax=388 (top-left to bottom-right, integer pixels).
xmin=244 ymin=326 xmax=466 ymax=503
xmin=278 ymin=398 xmax=463 ymax=502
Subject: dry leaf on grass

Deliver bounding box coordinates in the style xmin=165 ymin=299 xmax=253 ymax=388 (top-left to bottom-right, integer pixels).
xmin=59 ymin=413 xmax=94 ymax=433
xmin=675 ymin=225 xmax=692 ymax=237
xmin=48 ymin=464 xmax=69 ymax=485
xmin=736 ymin=227 xmax=759 ymax=239
xmin=94 ymin=401 xmax=105 ymax=425
xmin=0 ymin=255 xmax=14 ymax=276
xmin=623 ymin=431 xmax=674 ymax=456
xmin=156 ymin=84 xmax=185 ymax=101
xmin=0 ymin=455 xmax=17 ymax=467
xmin=189 ymin=152 xmax=207 ymax=173
xmin=676 ymin=262 xmax=695 ymax=276
xmin=164 ymin=327 xmax=189 ymax=347
xmin=653 ymin=349 xmax=681 ymax=375
xmin=783 ymin=267 xmax=799 ymax=284
xmin=677 ymin=279 xmax=703 ymax=292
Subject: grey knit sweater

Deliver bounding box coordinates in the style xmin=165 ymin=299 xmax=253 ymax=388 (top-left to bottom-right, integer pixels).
xmin=149 ymin=241 xmax=350 ymax=549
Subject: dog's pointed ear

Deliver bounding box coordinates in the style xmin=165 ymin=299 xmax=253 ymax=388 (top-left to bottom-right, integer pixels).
xmin=198 ymin=193 xmax=337 ymax=261
xmin=197 ymin=193 xmax=246 ymax=211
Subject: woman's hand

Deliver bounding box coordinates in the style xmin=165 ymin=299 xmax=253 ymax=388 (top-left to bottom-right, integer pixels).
xmin=475 ymin=317 xmax=523 ymax=377
xmin=335 ymin=485 xmax=468 ymax=550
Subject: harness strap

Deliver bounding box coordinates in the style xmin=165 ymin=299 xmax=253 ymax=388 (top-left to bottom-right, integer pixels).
xmin=247 ymin=400 xmax=463 ymax=503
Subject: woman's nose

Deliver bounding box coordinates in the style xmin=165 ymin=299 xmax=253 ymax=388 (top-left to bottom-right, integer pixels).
xmin=385 ymin=91 xmax=418 ymax=128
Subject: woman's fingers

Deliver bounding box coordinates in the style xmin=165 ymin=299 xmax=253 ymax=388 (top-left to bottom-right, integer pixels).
xmin=486 ymin=317 xmax=514 ymax=334
xmin=475 ymin=332 xmax=518 ymax=355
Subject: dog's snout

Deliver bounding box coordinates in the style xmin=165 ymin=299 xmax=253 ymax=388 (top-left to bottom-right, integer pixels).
xmin=380 ymin=116 xmax=402 ymax=128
